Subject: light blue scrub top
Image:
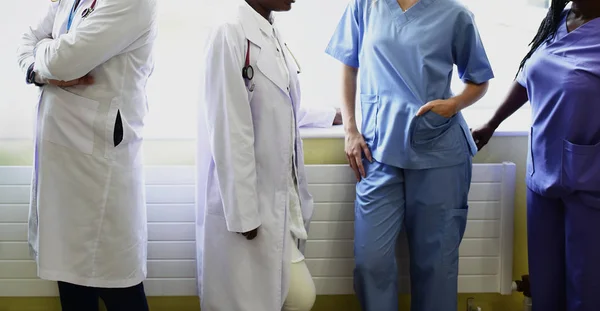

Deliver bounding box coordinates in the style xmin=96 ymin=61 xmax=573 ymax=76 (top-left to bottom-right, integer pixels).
xmin=325 ymin=0 xmax=494 ymax=169
xmin=517 ymin=10 xmax=600 ymax=198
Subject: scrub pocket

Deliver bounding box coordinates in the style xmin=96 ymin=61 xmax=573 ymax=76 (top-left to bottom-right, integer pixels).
xmin=443 ymin=208 xmax=468 ymax=274
xmin=561 ymin=139 xmax=600 ymax=192
xmin=527 ymin=127 xmax=535 ymax=176
xmin=411 ymin=111 xmax=458 ymax=151
xmin=360 ymin=94 xmax=379 ymax=143
xmin=42 ymin=86 xmax=100 ymax=155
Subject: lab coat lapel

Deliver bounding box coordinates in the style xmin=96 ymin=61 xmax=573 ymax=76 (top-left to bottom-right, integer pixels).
xmin=277 ymin=30 xmax=301 ymax=108
xmin=239 ymin=5 xmax=289 ymax=95
xmin=54 ymin=1 xmax=72 ymax=35
xmin=55 ymin=0 xmax=89 ymax=35
xmin=257 ymin=44 xmax=289 ymax=95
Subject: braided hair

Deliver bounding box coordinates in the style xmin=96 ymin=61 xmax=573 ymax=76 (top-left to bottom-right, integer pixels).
xmin=516 ymin=0 xmax=570 ymax=77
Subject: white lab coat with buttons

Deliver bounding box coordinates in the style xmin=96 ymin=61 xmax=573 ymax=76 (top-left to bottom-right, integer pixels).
xmin=16 ymin=0 xmax=157 ymax=288
xmin=196 ymin=3 xmax=328 ymax=310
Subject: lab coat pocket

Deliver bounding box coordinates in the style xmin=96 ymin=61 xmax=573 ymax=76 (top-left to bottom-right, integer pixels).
xmin=42 ymin=86 xmax=100 ymax=155
xmin=113 ymin=111 xmax=123 ymax=147
xmin=360 ymin=94 xmax=379 ymax=142
xmin=561 ymin=140 xmax=600 ymax=192
xmin=411 ymin=111 xmax=457 ymax=151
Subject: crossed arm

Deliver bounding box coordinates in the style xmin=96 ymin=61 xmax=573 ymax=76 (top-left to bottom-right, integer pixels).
xmin=18 ymin=0 xmax=156 ymax=86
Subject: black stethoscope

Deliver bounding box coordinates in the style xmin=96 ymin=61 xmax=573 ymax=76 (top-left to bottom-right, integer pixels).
xmin=242 ymin=40 xmax=302 ymax=90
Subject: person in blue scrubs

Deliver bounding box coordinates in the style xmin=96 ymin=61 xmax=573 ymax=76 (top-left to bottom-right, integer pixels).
xmin=472 ymin=1 xmax=600 ymax=310
xmin=325 ymin=0 xmax=493 ymax=310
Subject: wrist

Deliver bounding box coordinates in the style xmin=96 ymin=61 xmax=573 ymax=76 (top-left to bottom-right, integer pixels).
xmin=448 ymin=96 xmax=463 ymax=113
xmin=486 ymin=117 xmax=502 ymax=130
xmin=344 ymin=123 xmax=359 ymax=134
xmin=342 ymin=113 xmax=358 ymax=133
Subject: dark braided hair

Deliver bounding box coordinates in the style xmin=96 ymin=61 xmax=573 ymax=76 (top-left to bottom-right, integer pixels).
xmin=516 ymin=0 xmax=570 ymax=77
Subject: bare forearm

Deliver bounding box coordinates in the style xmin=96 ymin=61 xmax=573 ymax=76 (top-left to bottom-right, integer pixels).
xmin=488 ymin=82 xmax=528 ymax=128
xmin=452 ymin=81 xmax=489 ymax=111
xmin=342 ymin=65 xmax=359 ymax=133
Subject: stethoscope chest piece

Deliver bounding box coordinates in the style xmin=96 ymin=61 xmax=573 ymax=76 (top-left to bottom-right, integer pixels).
xmin=242 ymin=64 xmax=254 ymax=81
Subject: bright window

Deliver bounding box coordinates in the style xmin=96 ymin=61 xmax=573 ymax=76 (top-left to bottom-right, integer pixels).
xmin=1 ymin=0 xmax=549 ymax=146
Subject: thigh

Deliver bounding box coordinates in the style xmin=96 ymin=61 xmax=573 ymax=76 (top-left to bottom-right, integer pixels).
xmin=283 ymin=260 xmax=316 ymax=311
xmin=57 ymin=281 xmax=99 ymax=311
xmin=354 ymin=160 xmax=405 ymax=259
xmin=404 ymin=158 xmax=472 ymax=271
xmin=99 ymin=283 xmax=149 ymax=311
xmin=564 ymin=193 xmax=600 ymax=311
xmin=526 ymin=188 xmax=566 ymax=311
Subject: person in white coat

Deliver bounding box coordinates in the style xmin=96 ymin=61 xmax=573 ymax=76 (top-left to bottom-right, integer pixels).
xmin=196 ymin=0 xmax=324 ymax=310
xmin=16 ymin=0 xmax=157 ymax=309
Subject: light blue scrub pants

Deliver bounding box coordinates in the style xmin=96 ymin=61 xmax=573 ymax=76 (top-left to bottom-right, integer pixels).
xmin=354 ymin=157 xmax=472 ymax=311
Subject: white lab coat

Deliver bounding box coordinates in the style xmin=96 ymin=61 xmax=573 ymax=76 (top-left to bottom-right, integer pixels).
xmin=16 ymin=0 xmax=157 ymax=288
xmin=196 ymin=3 xmax=327 ymax=310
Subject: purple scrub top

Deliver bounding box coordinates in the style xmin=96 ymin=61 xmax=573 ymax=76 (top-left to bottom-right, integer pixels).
xmin=517 ymin=10 xmax=600 ymax=198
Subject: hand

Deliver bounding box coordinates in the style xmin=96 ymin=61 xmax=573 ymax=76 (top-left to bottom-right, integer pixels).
xmin=345 ymin=129 xmax=372 ymax=181
xmin=416 ymin=98 xmax=459 ymax=118
xmin=333 ymin=108 xmax=343 ymax=125
xmin=47 ymin=74 xmax=94 ymax=87
xmin=238 ymin=227 xmax=259 ymax=240
xmin=471 ymin=123 xmax=497 ymax=151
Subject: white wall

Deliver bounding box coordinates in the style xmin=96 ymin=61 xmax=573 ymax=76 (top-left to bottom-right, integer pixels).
xmin=0 ymin=0 xmax=548 ymax=140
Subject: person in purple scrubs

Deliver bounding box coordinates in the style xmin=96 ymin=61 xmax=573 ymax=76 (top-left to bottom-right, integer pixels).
xmin=472 ymin=1 xmax=600 ymax=310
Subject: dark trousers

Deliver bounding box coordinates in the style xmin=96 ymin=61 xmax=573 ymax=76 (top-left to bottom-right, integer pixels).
xmin=527 ymin=188 xmax=600 ymax=311
xmin=58 ymin=281 xmax=149 ymax=311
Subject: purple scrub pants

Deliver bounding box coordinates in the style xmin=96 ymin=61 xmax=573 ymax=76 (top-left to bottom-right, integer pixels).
xmin=527 ymin=188 xmax=600 ymax=311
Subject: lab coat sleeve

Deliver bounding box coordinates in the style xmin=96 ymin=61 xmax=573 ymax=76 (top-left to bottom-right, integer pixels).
xmin=297 ymin=106 xmax=336 ymax=128
xmin=452 ymin=9 xmax=495 ymax=84
xmin=324 ymin=0 xmax=362 ymax=68
xmin=202 ymin=25 xmax=261 ymax=233
xmin=34 ymin=0 xmax=157 ymax=81
xmin=16 ymin=2 xmax=59 ymax=76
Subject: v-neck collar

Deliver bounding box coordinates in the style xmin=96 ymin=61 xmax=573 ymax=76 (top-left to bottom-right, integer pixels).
xmin=548 ymin=9 xmax=600 ymax=48
xmin=383 ymin=0 xmax=438 ymax=27
xmin=563 ymin=9 xmax=600 ymax=35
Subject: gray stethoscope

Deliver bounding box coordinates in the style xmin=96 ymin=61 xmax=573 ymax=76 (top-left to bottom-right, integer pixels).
xmin=242 ymin=40 xmax=302 ymax=92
